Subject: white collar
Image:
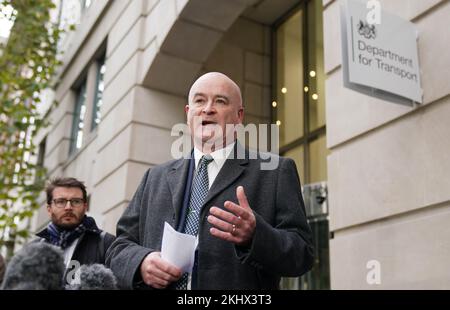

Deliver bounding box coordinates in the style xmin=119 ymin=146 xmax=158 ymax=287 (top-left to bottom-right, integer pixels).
xmin=193 ymin=141 xmax=236 ymax=169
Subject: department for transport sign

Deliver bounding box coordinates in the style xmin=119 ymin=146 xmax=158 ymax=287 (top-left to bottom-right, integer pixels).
xmin=341 ymin=0 xmax=423 ymax=103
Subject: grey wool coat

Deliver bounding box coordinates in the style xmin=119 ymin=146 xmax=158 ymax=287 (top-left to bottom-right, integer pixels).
xmin=106 ymin=144 xmax=314 ymax=289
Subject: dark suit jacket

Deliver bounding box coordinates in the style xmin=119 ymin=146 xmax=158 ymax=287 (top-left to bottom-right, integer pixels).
xmin=35 ymin=226 xmax=116 ymax=267
xmin=106 ymin=144 xmax=314 ymax=289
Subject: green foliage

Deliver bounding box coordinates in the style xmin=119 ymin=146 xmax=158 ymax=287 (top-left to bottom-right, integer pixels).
xmin=0 ymin=0 xmax=63 ymax=258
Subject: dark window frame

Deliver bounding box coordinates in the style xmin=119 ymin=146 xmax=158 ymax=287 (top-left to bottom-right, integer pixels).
xmin=69 ymin=80 xmax=87 ymax=155
xmin=91 ymin=54 xmax=106 ymax=131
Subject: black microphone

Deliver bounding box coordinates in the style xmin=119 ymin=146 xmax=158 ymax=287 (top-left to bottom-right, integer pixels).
xmin=1 ymin=242 xmax=65 ymax=290
xmin=66 ymin=263 xmax=118 ymax=290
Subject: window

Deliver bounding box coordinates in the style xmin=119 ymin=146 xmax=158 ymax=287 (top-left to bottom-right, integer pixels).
xmin=80 ymin=0 xmax=92 ymax=11
xmin=67 ymin=44 xmax=106 ymax=156
xmin=91 ymin=56 xmax=106 ymax=131
xmin=309 ymin=135 xmax=328 ymax=183
xmin=284 ymin=145 xmax=305 ymax=184
xmin=275 ymin=9 xmax=304 ymax=147
xmin=272 ymin=1 xmax=328 ymax=183
xmin=69 ymin=81 xmax=87 ymax=155
xmin=37 ymin=138 xmax=46 ymax=167
xmin=86 ymin=194 xmax=91 ymax=212
xmin=273 ymin=0 xmax=329 ymax=290
xmin=273 ymin=1 xmax=328 ymax=184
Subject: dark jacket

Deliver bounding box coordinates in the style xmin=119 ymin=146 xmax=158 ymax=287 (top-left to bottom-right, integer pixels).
xmin=35 ymin=219 xmax=116 ymax=266
xmin=106 ymin=144 xmax=314 ymax=289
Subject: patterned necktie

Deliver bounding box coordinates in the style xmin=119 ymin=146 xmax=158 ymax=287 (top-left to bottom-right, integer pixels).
xmin=176 ymin=155 xmax=213 ymax=290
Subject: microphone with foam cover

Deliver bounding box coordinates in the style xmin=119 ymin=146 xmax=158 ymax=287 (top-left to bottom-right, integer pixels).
xmin=66 ymin=263 xmax=118 ymax=290
xmin=1 ymin=242 xmax=65 ymax=290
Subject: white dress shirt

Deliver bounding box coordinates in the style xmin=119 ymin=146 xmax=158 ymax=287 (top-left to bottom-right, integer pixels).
xmin=64 ymin=237 xmax=79 ymax=268
xmin=193 ymin=141 xmax=236 ymax=189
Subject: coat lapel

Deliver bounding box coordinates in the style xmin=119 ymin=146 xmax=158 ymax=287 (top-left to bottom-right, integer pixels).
xmin=166 ymin=158 xmax=191 ymax=227
xmin=203 ymin=143 xmax=249 ymax=208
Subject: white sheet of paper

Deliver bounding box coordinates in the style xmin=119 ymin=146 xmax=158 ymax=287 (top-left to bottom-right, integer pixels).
xmin=161 ymin=222 xmax=197 ymax=273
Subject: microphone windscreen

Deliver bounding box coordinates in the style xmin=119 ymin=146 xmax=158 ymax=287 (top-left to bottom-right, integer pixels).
xmin=66 ymin=263 xmax=118 ymax=290
xmin=1 ymin=242 xmax=65 ymax=290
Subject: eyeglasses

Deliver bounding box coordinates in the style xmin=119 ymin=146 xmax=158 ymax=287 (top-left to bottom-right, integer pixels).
xmin=52 ymin=198 xmax=85 ymax=208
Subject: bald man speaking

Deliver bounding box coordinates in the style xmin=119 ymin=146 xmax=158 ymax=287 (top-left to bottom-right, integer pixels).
xmin=106 ymin=72 xmax=314 ymax=290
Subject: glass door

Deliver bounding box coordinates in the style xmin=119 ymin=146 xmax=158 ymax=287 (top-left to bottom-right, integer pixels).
xmin=273 ymin=0 xmax=330 ymax=290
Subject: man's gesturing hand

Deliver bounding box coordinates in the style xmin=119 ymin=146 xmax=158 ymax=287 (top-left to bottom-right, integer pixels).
xmin=140 ymin=252 xmax=182 ymax=289
xmin=208 ymin=186 xmax=256 ymax=246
